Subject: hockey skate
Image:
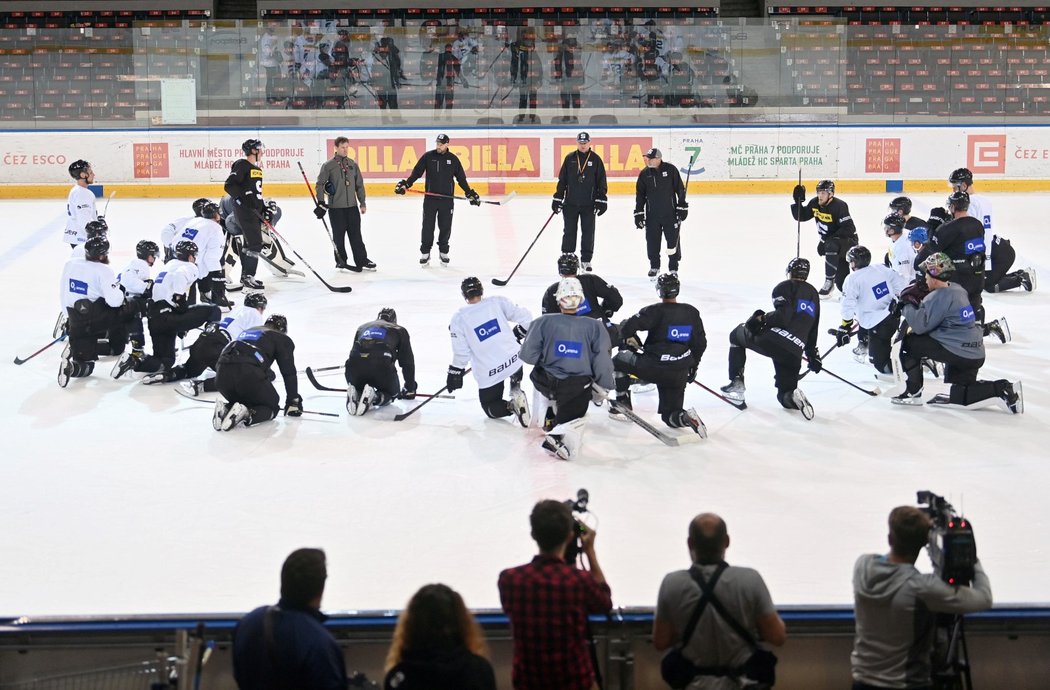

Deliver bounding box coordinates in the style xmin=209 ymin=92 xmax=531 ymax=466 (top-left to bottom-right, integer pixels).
xmin=53 ymin=310 xmax=68 ymax=338
xmin=542 ymin=405 xmax=556 ymax=432
xmin=673 ymin=408 xmax=708 ymax=438
xmin=220 ymin=402 xmax=252 ymax=431
xmin=720 ymin=377 xmax=745 ymax=403
xmin=439 ymin=252 xmax=450 ymax=265
xmin=818 ymin=277 xmax=835 ymax=299
xmin=241 ymin=275 xmax=265 ymax=290
xmin=509 ymin=386 xmax=531 ymax=428
xmin=360 ymin=260 xmax=377 ymax=271
xmin=419 ymin=253 xmax=431 ymax=266
xmin=581 ymin=262 xmax=593 ymax=272
xmin=985 ymin=317 xmax=1011 ymax=344
xmin=347 ymin=384 xmax=375 ymax=416
xmin=608 ymin=392 xmax=632 ymax=421
xmin=647 ymin=268 xmax=659 ymax=279
xmin=1021 ymin=267 xmax=1036 ymax=292
xmin=178 ymin=379 xmax=204 ymax=398
xmin=541 ymin=435 xmax=572 ymax=461
xmin=542 ymin=419 xmax=586 ymax=460
xmin=891 ymin=388 xmax=924 ymax=406
xmin=111 ymin=351 xmax=143 ymax=380
xmin=921 ymin=358 xmax=941 ymax=378
xmin=57 ymin=353 xmax=72 ymax=389
xmin=852 ymin=341 xmax=868 ymax=363
xmin=998 ymin=380 xmax=1024 ymax=414
xmin=212 ymin=395 xmax=231 ymax=431
xmin=791 ymin=389 xmax=814 ymax=420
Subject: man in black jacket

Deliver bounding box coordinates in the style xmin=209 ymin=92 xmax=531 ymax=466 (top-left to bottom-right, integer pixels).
xmin=224 ymin=139 xmax=267 ymax=290
xmin=553 ymin=133 xmax=609 ymax=271
xmin=721 ymin=257 xmax=821 ymax=419
xmin=791 ymin=179 xmax=858 ymax=297
xmin=395 ymin=134 xmax=480 ymax=266
xmin=232 ymin=548 xmax=347 ymax=689
xmin=213 ymin=314 xmax=302 ymax=431
xmin=344 ymin=307 xmax=417 ymax=416
xmin=634 ymin=148 xmax=688 ymax=278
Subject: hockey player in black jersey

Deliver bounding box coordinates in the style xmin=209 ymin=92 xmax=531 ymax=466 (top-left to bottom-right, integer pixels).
xmin=721 ymin=258 xmax=821 ymax=419
xmin=791 ymin=179 xmax=858 ymax=297
xmin=541 ymin=253 xmax=623 ymax=322
xmin=214 ymin=314 xmax=302 ymax=431
xmin=634 ymin=148 xmax=687 ymax=277
xmin=888 ymin=196 xmax=927 ymax=231
xmin=394 ymin=133 xmax=480 ymax=266
xmin=224 ymin=139 xmax=267 ymax=290
xmin=344 ymin=308 xmax=417 ymax=416
xmin=612 ymin=273 xmax=707 ymax=435
xmin=552 ymin=132 xmax=609 ymax=271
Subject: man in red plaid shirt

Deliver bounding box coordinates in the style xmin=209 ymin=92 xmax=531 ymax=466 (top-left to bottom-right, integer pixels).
xmin=499 ymin=499 xmax=614 ymax=690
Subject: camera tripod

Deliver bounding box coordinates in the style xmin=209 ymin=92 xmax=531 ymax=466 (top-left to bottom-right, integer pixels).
xmin=932 ymin=613 xmax=973 ymax=690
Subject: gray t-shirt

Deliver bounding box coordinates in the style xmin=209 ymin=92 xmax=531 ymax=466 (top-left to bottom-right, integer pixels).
xmin=656 ymin=564 xmax=777 ymax=690
xmin=519 ymin=312 xmax=614 ymax=389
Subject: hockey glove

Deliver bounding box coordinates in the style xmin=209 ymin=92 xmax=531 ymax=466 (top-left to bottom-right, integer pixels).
xmin=446 ymin=365 xmax=466 ymax=392
xmin=466 ymin=189 xmax=482 ymax=206
xmin=898 ymin=282 xmax=927 ymax=307
xmin=400 ymin=382 xmax=417 ymax=400
xmin=634 ymin=210 xmax=645 ymax=229
xmin=551 ymin=196 xmax=564 ymax=214
xmin=591 ymin=384 xmax=611 ymax=405
xmin=687 ymin=364 xmax=698 ymax=384
xmin=792 ymin=184 xmax=807 ymax=204
xmin=676 ymin=201 xmax=689 ymax=222
xmin=285 ymin=394 xmax=303 ymax=417
xmin=806 ymin=352 xmax=823 ymax=373
xmin=593 ymin=197 xmax=607 ymax=216
xmin=816 ymin=240 xmax=826 ymax=256
xmin=394 ymin=179 xmax=409 ymax=195
xmin=929 ymin=207 xmax=951 ymax=225
xmin=513 ymin=324 xmax=528 ymax=343
xmin=623 ymin=335 xmax=643 ymax=352
xmin=833 ymin=320 xmax=854 ymax=347
xmin=745 ymin=309 xmax=765 ymax=335
xmin=313 ymin=203 xmax=327 ymax=219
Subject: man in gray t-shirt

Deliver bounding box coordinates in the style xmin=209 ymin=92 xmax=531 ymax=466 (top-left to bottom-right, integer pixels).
xmin=653 ymin=513 xmax=786 ymax=689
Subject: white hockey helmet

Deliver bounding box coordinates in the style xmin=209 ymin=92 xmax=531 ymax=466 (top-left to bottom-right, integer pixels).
xmin=555 ymin=277 xmax=585 ymax=311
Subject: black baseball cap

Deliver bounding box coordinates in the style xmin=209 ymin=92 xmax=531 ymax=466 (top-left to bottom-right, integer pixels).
xmin=436 ymin=133 xmax=450 ymax=144
xmin=576 ymin=132 xmax=591 ymax=143
xmin=643 ymin=147 xmax=662 ymax=159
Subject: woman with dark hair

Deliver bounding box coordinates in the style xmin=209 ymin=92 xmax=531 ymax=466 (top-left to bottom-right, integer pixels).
xmin=383 ymin=583 xmax=496 ymax=690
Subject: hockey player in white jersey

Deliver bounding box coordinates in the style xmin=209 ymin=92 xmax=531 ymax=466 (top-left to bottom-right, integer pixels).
xmin=883 ymin=213 xmax=917 ymax=285
xmin=831 ymin=246 xmax=908 ymax=376
xmin=63 ymin=159 xmax=98 ymax=247
xmin=161 ymin=198 xmax=210 ymax=263
xmin=519 ymin=277 xmax=615 ymax=460
xmin=111 ymin=240 xmax=159 ymax=378
xmin=176 ymin=200 xmax=231 ymax=308
xmin=57 ymin=237 xmax=127 ymax=387
xmin=446 ymin=276 xmax=532 ymax=426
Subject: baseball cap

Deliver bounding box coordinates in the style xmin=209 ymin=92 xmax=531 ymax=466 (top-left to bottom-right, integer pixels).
xmin=436 ymin=134 xmax=450 ymax=144
xmin=576 ymin=132 xmax=591 ymax=143
xmin=643 ymin=147 xmax=662 ymax=159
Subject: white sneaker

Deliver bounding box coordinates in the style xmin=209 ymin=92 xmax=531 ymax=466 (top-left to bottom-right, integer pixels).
xmin=792 ymin=389 xmax=814 ymax=420
xmin=509 ymin=387 xmax=531 ymax=427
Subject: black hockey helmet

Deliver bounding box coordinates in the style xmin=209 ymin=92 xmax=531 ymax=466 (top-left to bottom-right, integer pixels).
xmin=68 ymin=159 xmax=91 ymax=180
xmin=265 ymin=314 xmax=288 ymax=333
xmin=262 ymin=199 xmax=280 ymax=223
xmin=882 ymin=213 xmax=905 ymax=234
xmin=461 ymin=276 xmax=484 ymax=300
xmin=656 ymin=272 xmax=681 ymax=299
xmin=787 ymin=257 xmax=811 ymax=280
xmin=200 ymin=201 xmax=220 ymax=219
xmin=84 ymin=236 xmax=110 ymax=261
xmin=888 ymin=196 xmax=912 ymax=215
xmin=244 ymin=292 xmax=268 ymax=310
xmin=947 ymin=191 xmax=970 ymax=213
xmin=242 ymin=139 xmax=263 ymax=156
xmin=174 ymin=239 xmax=199 ymax=261
xmin=192 ymin=198 xmax=212 ymax=217
xmin=847 ymin=245 xmax=872 ymax=269
xmin=815 ymin=179 xmax=835 ymax=194
xmin=136 ymin=240 xmax=159 ymax=260
xmin=378 ymin=307 xmax=397 ymax=324
xmin=557 ymin=253 xmax=580 ymax=276
xmin=948 ymin=167 xmax=973 ymax=186
xmin=85 ymin=220 xmax=108 ymax=239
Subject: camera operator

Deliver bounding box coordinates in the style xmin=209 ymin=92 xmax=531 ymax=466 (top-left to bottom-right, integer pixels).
xmin=851 ymin=507 xmax=992 ymax=690
xmin=653 ymin=513 xmax=786 ymax=690
xmin=499 ymin=499 xmax=613 ymax=690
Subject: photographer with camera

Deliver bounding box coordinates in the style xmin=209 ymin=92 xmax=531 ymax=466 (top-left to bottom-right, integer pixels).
xmin=499 ymin=499 xmax=613 ymax=690
xmin=653 ymin=513 xmax=786 ymax=690
xmin=851 ymin=505 xmax=992 ymax=690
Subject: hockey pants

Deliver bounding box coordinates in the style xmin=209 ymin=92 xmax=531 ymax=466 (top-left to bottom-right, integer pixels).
xmin=866 ymin=312 xmax=900 ymax=374
xmin=645 ymin=215 xmax=681 ymax=270
xmin=728 ymin=324 xmax=803 ymax=406
xmin=167 ymin=329 xmax=230 ymax=381
xmin=479 ymin=367 xmax=523 ymax=419
xmin=613 ymin=351 xmax=689 ymax=425
xmin=67 ymin=298 xmax=128 ymax=362
xmin=561 ymin=204 xmax=597 ymax=263
xmin=420 ymin=198 xmax=453 ymax=255
xmin=234 ymin=205 xmax=264 ymax=278
xmin=146 ymin=303 xmax=220 ymax=371
xmin=216 ymin=361 xmax=279 ymax=424
xmin=984 ymin=238 xmax=1026 ymax=293
xmin=345 ymin=353 xmax=402 ymax=402
xmin=899 ymin=333 xmax=1005 ymax=404
xmin=819 ymin=235 xmax=857 ymax=289
xmin=529 ymin=369 xmax=592 ymax=425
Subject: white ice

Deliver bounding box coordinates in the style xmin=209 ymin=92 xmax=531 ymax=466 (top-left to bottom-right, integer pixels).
xmin=1 ymin=191 xmax=1046 ymax=618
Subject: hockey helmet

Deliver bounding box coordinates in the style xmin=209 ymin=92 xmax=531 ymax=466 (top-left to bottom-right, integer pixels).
xmin=847 ymin=245 xmax=872 ymax=269
xmin=888 ymin=196 xmax=912 ymax=215
xmin=923 ymin=252 xmax=955 ymax=280
xmin=241 ymin=139 xmax=263 ymax=156
xmin=908 ymin=226 xmax=929 ymax=244
xmin=68 ymin=159 xmax=91 ymax=180
xmin=265 ymin=314 xmax=288 ymax=333
xmin=200 ymin=201 xmax=220 ymax=220
xmin=85 ymin=220 xmax=108 ymax=239
xmin=656 ymin=272 xmax=681 ymax=299
xmin=84 ymin=237 xmax=110 ymax=261
xmin=882 ymin=213 xmax=905 ymax=234
xmin=192 ymin=198 xmax=212 ymax=217
xmin=557 ymin=253 xmax=580 ymax=277
xmin=786 ymin=257 xmax=811 ymax=280
xmin=948 ymin=167 xmax=973 ymax=186
xmin=946 ymin=191 xmax=970 ymax=213
xmin=174 ymin=240 xmax=199 ymax=261
xmin=136 ymin=240 xmax=159 ymax=260
xmin=815 ymin=179 xmax=835 ymax=195
xmin=378 ymin=307 xmax=397 ymax=324
xmin=244 ymin=292 xmax=268 ymax=310
xmin=555 ymin=277 xmax=585 ymax=310
xmin=461 ymin=276 xmax=484 ymax=300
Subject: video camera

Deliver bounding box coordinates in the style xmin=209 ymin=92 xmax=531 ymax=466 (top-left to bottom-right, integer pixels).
xmin=917 ymin=491 xmax=977 ymax=586
xmin=563 ymin=488 xmax=590 ymax=566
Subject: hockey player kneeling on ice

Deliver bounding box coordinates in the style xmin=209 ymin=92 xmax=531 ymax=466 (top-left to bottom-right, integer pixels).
xmin=892 ymin=253 xmax=1022 ymax=413
xmin=541 ymin=253 xmax=623 ymax=328
xmin=58 ymin=237 xmax=132 ymax=388
xmin=162 ymin=198 xmax=210 ymax=264
xmin=344 ymin=308 xmax=417 ymax=416
xmin=448 ymin=276 xmax=532 ymax=426
xmin=721 ymin=258 xmax=821 ymax=420
xmin=834 ymin=246 xmax=907 ymax=377
xmin=213 ymin=314 xmax=301 ymax=431
xmin=176 ymin=200 xmax=231 ymax=309
xmin=110 ymin=240 xmax=159 ymax=378
xmin=71 ymin=219 xmax=108 ymax=260
xmin=519 ymin=277 xmax=615 ymax=460
xmin=142 ymin=292 xmax=268 ymax=390
xmin=612 ymin=273 xmax=707 ymax=434
xmin=790 ymin=179 xmax=858 ymax=297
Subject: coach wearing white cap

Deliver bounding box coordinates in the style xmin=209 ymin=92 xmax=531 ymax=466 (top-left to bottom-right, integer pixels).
xmin=552 ymin=132 xmax=609 ymax=272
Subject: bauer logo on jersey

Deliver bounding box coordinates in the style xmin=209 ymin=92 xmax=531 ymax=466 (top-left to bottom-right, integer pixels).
xmin=554 ymin=340 xmax=583 ymax=358
xmin=238 ymin=329 xmax=263 ymax=341
xmin=361 ymin=327 xmax=387 ymax=341
xmin=965 ymin=238 xmax=985 ymax=255
xmin=872 ymin=281 xmax=890 ymax=300
xmin=473 ymin=319 xmax=501 ymax=342
xmin=182 ymin=228 xmax=199 ymax=241
xmin=667 ymin=325 xmax=692 ymax=342
xmin=68 ymin=278 xmax=88 ymax=295
xmin=576 ymin=298 xmax=592 ymax=316
xmin=796 ymin=299 xmax=816 ymax=316
xmin=960 ymin=306 xmax=976 ymax=323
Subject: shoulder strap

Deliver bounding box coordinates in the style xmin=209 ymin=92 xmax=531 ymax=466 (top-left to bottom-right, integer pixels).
xmin=677 ymin=562 xmax=729 ymax=649
xmin=688 ymin=565 xmax=758 ymax=650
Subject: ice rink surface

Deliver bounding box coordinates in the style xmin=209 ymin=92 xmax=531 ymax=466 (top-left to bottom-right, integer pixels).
xmin=1 ymin=190 xmax=1046 ymax=618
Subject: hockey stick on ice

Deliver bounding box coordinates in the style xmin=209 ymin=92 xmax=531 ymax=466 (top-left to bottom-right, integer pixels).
xmin=691 ymin=379 xmax=747 ymax=410
xmin=296 ymin=161 xmax=341 ymax=266
xmin=176 ymin=392 xmax=339 ymax=417
xmin=804 ymin=358 xmax=881 ymax=396
xmin=406 ymin=188 xmax=516 ymax=206
xmin=608 ymin=399 xmax=696 ymax=446
xmin=491 ymin=210 xmax=558 ymax=287
xmin=306 ymin=367 xmax=454 ymax=398
xmin=253 ymin=211 xmax=353 ymax=293
xmin=395 ymin=368 xmax=471 ymax=421
xmin=14 ymin=334 xmax=66 ymax=365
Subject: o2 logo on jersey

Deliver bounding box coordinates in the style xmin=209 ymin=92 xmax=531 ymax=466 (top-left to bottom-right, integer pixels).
xmin=219 ymin=317 xmax=234 ymax=329
xmin=960 ymin=306 xmax=976 ymax=323
xmin=667 ymin=325 xmax=692 ymax=342
xmin=796 ymin=299 xmax=816 ymax=316
xmin=155 ymin=272 xmax=167 ymax=284
xmin=982 ymin=215 xmax=991 ymax=230
xmin=473 ymin=318 xmax=501 ymax=342
xmin=872 ymin=281 xmax=890 ymax=300
xmin=238 ymin=330 xmax=263 ymax=341
xmin=361 ymin=327 xmax=387 ymax=341
xmin=576 ymin=297 xmax=592 ymax=316
xmin=68 ymin=278 xmax=88 ymax=295
xmin=555 ymin=340 xmax=583 ymax=358
xmin=965 ymin=238 xmax=985 ymax=255
xmin=182 ymin=228 xmax=199 ymax=241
